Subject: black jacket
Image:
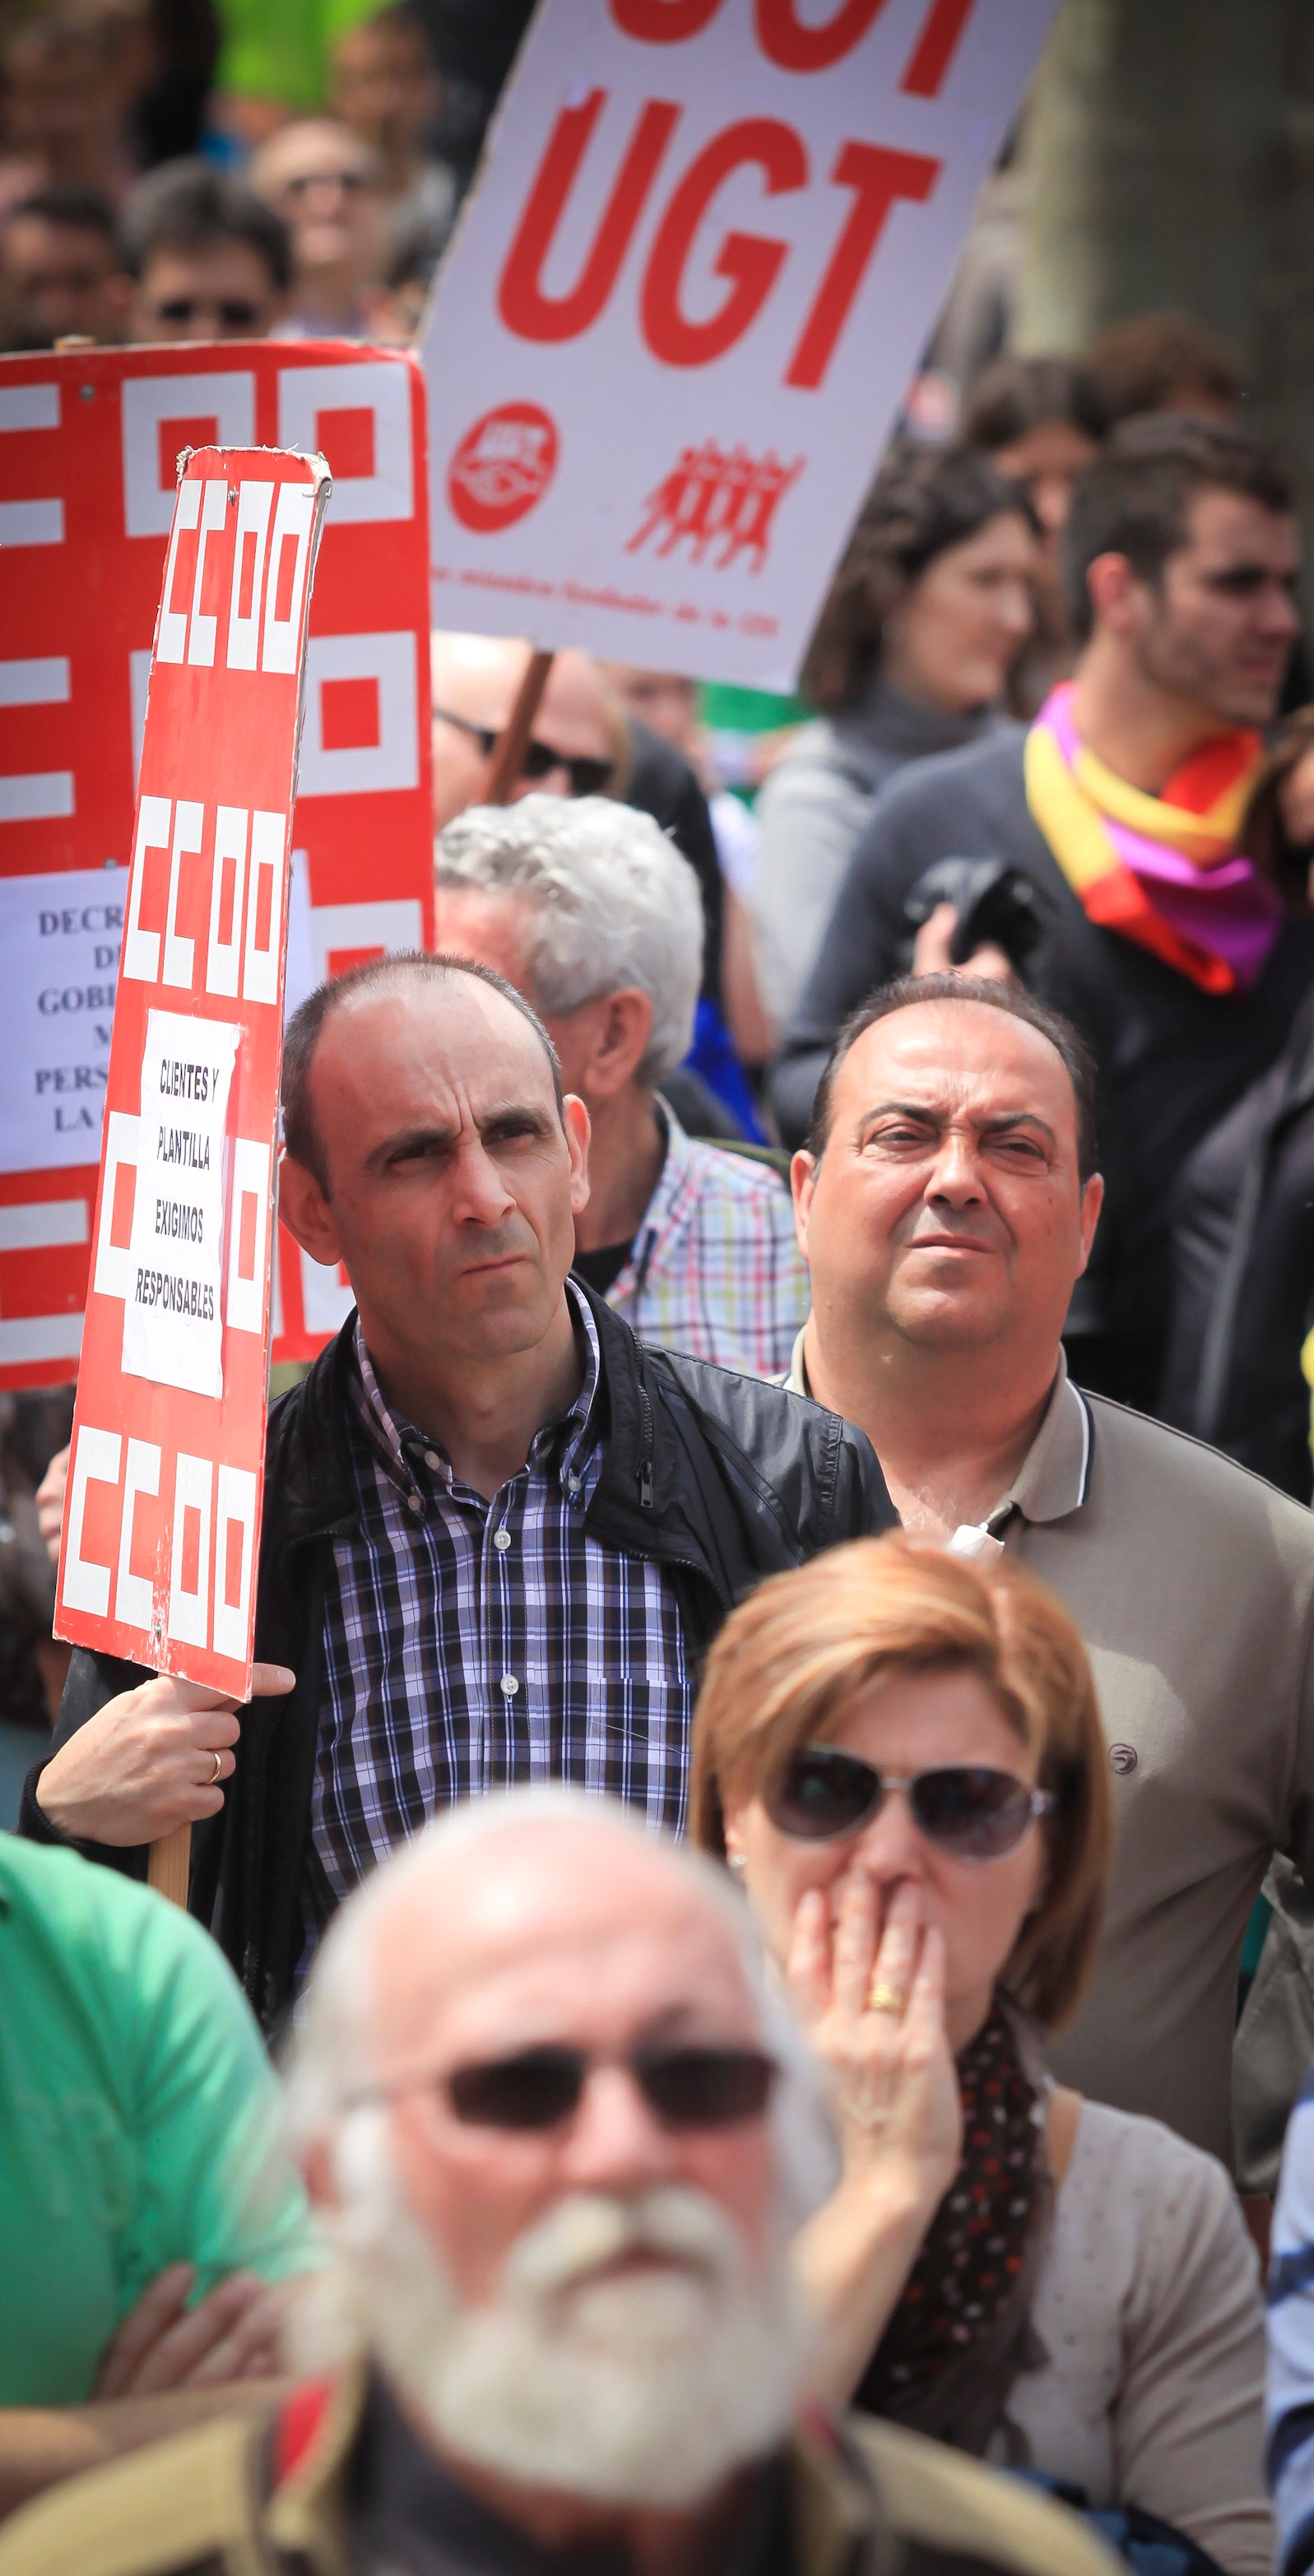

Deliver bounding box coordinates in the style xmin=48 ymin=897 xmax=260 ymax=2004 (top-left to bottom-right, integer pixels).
xmin=22 ymin=1288 xmax=891 ymax=2025
xmin=623 ymin=716 xmax=724 ymax=1005
xmin=1160 ymin=981 xmax=1314 ymax=1499
xmin=768 ymin=729 xmax=1314 ymax=1401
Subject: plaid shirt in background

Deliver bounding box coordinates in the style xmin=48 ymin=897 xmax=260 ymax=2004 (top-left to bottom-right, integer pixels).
xmin=604 ymin=1101 xmax=810 ymax=1378
xmin=302 ymin=1288 xmax=692 ymax=1967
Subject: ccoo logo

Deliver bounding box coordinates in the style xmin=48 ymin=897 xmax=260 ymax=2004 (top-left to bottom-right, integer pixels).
xmin=447 ymin=401 xmax=559 ymax=533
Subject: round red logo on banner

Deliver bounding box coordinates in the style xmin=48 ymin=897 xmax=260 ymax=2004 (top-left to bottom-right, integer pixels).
xmin=447 ymin=402 xmax=559 ymax=533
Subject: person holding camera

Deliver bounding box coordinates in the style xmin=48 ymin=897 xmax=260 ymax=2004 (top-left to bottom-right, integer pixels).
xmin=770 ymin=416 xmax=1314 ymax=1413
xmin=775 ymin=969 xmax=1314 ymax=2196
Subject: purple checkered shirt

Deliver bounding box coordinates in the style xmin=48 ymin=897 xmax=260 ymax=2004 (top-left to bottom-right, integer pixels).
xmin=603 ymin=1101 xmax=809 ymax=1378
xmin=302 ymin=1285 xmax=692 ymax=1967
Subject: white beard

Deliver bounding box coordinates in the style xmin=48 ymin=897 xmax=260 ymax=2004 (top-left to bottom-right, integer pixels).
xmin=290 ymin=2115 xmax=813 ymax=2511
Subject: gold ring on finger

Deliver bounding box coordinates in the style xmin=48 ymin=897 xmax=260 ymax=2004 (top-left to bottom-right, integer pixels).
xmin=211 ymin=1750 xmax=223 ymax=1785
xmin=867 ymin=1981 xmax=906 ymax=2016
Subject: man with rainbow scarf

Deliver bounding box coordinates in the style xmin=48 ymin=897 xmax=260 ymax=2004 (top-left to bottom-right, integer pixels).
xmin=772 ymin=415 xmax=1314 ymax=1411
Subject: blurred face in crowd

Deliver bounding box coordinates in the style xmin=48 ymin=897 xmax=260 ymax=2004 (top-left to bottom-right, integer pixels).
xmin=880 ymin=509 xmax=1037 ymax=713
xmin=0 ymin=211 xmax=128 ymax=346
xmin=430 ymin=637 xmax=619 ymax=832
xmin=329 ymin=11 xmax=440 ymax=175
xmin=1106 ymin=486 xmax=1301 ymax=730
xmin=607 ymin=669 xmax=699 ymax=756
xmin=1 ymin=29 xmax=120 ymax=188
xmin=793 ymin=1000 xmax=1101 ymax=1364
xmin=724 ymin=1664 xmax=1046 ymax=2053
xmin=253 ymin=119 xmax=384 ymax=309
xmin=278 ymin=972 xmax=588 ymax=1372
xmin=299 ymin=1822 xmax=803 ymax=2506
xmin=989 ymin=420 xmax=1100 ymax=557
xmin=128 ymin=239 xmax=283 ymax=342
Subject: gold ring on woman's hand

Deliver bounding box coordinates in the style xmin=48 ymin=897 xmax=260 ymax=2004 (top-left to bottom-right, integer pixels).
xmin=866 ymin=1982 xmax=906 ymax=2016
xmin=211 ymin=1749 xmax=223 ymax=1785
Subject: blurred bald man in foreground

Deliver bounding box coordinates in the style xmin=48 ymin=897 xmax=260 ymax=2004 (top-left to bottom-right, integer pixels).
xmin=0 ymin=1792 xmax=1119 ymax=2576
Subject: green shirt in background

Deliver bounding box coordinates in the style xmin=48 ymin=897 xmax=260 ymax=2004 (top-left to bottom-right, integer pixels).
xmin=214 ymin=0 xmax=388 ymax=111
xmin=0 ymin=1836 xmax=313 ymax=2405
xmin=698 ymin=682 xmax=808 ymax=808
xmin=699 ymin=684 xmax=806 ymax=733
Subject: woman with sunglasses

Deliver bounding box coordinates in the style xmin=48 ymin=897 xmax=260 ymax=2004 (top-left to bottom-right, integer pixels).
xmin=691 ymin=1534 xmax=1269 ymax=2576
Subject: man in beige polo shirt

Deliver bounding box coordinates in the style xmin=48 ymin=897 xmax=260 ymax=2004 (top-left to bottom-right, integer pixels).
xmin=783 ymin=971 xmax=1314 ymax=2169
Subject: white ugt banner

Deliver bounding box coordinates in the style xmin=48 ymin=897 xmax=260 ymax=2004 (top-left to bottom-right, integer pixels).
xmin=420 ymin=0 xmax=1057 ymax=689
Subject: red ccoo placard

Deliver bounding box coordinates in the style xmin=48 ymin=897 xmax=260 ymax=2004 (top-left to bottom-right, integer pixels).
xmin=54 ymin=443 xmax=329 ymax=1699
xmin=0 ymin=340 xmax=433 ymax=1385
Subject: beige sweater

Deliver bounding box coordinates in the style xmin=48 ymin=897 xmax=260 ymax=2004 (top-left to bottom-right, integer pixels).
xmin=991 ymin=2099 xmax=1270 ymax=2575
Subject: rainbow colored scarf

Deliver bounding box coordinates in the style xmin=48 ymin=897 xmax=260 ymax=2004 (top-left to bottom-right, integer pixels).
xmin=1024 ymin=683 xmax=1280 ymax=994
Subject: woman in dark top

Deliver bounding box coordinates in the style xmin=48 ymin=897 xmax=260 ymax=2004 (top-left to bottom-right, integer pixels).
xmin=753 ymin=446 xmax=1037 ymax=1025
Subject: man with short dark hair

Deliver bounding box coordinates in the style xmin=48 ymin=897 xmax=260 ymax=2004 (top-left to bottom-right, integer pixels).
xmin=119 ymin=159 xmax=290 ymax=343
xmin=772 ymin=415 xmax=1314 ymax=1407
xmin=22 ymin=956 xmax=887 ymax=2022
xmin=0 ymin=183 xmax=129 ymax=349
xmin=782 ymin=970 xmax=1314 ymax=2171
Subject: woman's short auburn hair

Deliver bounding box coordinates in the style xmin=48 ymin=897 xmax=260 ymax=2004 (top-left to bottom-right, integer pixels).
xmin=690 ymin=1532 xmax=1113 ymax=2035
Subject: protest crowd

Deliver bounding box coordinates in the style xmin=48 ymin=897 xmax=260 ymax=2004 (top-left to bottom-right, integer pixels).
xmin=9 ymin=7 xmax=1314 ymax=2576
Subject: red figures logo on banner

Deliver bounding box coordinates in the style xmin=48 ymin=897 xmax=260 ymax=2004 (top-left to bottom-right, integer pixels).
xmin=627 ymin=442 xmax=802 ymax=570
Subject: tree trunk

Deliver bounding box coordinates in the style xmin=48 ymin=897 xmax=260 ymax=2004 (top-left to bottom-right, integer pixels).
xmin=1016 ymin=0 xmax=1314 ymax=594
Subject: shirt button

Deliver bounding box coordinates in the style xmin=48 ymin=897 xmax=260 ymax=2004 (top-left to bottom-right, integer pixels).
xmin=1108 ymin=1743 xmax=1138 ymax=1775
xmin=406 ymin=1490 xmax=423 ymax=1513
xmin=425 ymin=1450 xmax=441 ymax=1471
xmin=565 ymin=1471 xmax=581 ymax=1494
xmin=492 ymin=1527 xmax=512 ymax=1550
xmin=499 ymin=1673 xmax=519 ymax=1698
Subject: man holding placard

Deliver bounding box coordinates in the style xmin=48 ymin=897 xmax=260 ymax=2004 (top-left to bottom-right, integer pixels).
xmin=25 ymin=438 xmax=331 ymax=1917
xmin=25 ymin=951 xmax=892 ymax=2017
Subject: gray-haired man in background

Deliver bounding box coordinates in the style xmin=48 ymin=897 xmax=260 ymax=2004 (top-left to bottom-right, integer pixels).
xmin=437 ymin=796 xmax=807 ymax=1379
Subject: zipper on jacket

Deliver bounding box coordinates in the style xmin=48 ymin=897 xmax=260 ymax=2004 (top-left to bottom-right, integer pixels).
xmin=636 ymin=1376 xmax=655 ymax=1510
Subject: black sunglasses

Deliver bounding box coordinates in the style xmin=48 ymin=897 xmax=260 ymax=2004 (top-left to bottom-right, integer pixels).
xmin=434 ymin=704 xmax=613 ymax=800
xmin=767 ymin=1746 xmax=1053 ymax=1861
xmin=150 ymin=296 xmax=262 ymax=330
xmin=282 ymin=169 xmax=373 ymax=199
xmin=408 ymin=2042 xmax=779 ymax=2133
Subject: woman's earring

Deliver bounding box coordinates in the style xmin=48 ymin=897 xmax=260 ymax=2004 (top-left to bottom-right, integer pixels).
xmin=727 ymin=1850 xmax=746 ymax=1878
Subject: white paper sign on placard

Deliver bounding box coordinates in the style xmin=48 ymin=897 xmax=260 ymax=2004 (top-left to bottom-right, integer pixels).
xmin=0 ymin=866 xmax=124 ymax=1175
xmin=120 ymin=1010 xmax=239 ymax=1399
xmin=420 ymin=0 xmax=1059 ymax=689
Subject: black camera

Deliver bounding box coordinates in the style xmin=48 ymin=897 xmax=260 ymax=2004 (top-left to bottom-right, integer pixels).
xmin=901 ymin=857 xmax=1053 ymax=981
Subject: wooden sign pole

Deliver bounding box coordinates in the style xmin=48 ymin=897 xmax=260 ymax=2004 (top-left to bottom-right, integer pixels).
xmin=149 ymin=1817 xmax=192 ymax=1907
xmin=485 ymin=649 xmax=554 ymax=805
